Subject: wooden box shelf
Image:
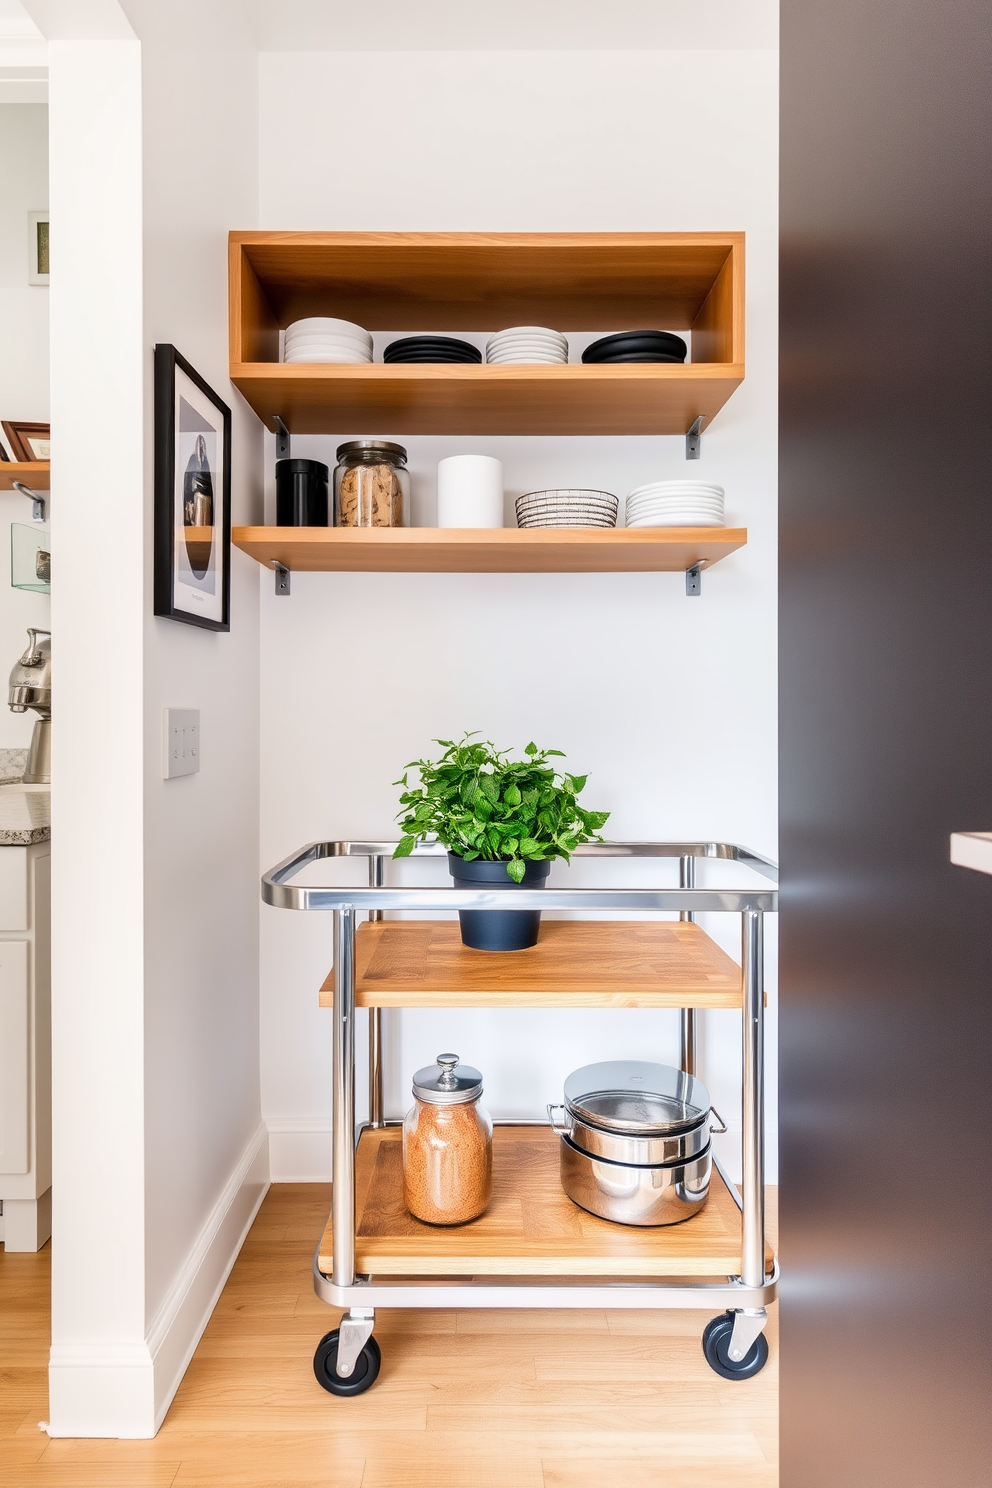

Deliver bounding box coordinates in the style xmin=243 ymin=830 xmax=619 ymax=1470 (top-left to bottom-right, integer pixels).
xmin=318 ymin=919 xmax=744 ymax=1009
xmin=233 ymin=525 xmax=747 ymax=575
xmin=229 ymin=231 xmax=744 ymax=437
xmin=318 ymin=1125 xmax=770 ymax=1278
xmin=0 ymin=461 xmax=49 ymax=492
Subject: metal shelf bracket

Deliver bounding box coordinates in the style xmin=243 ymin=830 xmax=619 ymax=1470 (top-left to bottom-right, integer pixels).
xmin=272 ymin=414 xmax=290 ymax=461
xmin=686 ymin=415 xmax=705 ymax=460
xmin=12 ymin=480 xmax=47 ymax=522
xmin=273 ymin=561 xmax=290 ymax=596
xmin=686 ymin=562 xmax=703 ymax=596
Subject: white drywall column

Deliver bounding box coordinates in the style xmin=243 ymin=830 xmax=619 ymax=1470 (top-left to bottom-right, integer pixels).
xmin=46 ymin=32 xmax=153 ymax=1433
xmin=40 ymin=0 xmax=265 ymax=1435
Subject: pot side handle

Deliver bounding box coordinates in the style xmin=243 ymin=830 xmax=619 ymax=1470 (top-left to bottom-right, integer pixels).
xmin=546 ymin=1103 xmax=571 ymax=1136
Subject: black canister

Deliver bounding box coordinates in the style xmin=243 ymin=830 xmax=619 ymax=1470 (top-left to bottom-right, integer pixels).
xmin=275 ymin=458 xmax=329 ymax=526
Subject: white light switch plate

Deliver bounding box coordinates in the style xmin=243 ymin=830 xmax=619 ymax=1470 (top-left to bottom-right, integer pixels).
xmin=164 ymin=709 xmax=200 ymax=779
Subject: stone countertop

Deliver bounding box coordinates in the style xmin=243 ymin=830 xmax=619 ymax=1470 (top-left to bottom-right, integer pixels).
xmin=0 ymin=782 xmax=50 ymax=845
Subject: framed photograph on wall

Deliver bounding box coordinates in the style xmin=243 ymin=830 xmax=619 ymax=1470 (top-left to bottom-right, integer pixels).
xmin=154 ymin=344 xmax=231 ymax=631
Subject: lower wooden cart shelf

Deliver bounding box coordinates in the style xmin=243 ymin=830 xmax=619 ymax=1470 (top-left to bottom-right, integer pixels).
xmin=318 ymin=1125 xmax=771 ymax=1279
xmin=319 ymin=919 xmax=744 ymax=1008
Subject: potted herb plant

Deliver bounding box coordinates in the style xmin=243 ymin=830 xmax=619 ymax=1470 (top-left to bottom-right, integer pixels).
xmin=394 ymin=733 xmax=610 ymax=951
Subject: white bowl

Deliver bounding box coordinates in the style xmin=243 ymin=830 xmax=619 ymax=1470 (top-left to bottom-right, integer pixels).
xmin=626 ymin=513 xmax=724 ymax=528
xmin=487 ymin=342 xmax=567 ymax=357
xmin=488 ymin=331 xmax=567 ymax=345
xmin=489 ymin=324 xmax=566 ymax=340
xmin=285 ymin=330 xmax=372 ymax=347
xmin=286 ymin=316 xmax=372 ymax=340
xmin=285 ymin=337 xmax=373 ymax=356
xmin=627 ymin=481 xmax=725 ymax=498
xmin=626 ymin=494 xmax=724 ymax=508
xmin=283 ymin=349 xmax=372 ymax=364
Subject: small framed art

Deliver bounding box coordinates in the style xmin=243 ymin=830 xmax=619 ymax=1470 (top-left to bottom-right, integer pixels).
xmin=28 ymin=212 xmax=49 ymax=285
xmin=154 ymin=344 xmax=231 ymax=631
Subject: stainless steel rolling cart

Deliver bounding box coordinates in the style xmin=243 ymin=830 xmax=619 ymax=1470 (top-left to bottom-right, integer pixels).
xmin=262 ymin=839 xmax=779 ymax=1395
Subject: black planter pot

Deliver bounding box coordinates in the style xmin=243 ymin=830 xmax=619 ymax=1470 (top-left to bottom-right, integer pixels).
xmin=447 ymin=853 xmax=551 ymax=951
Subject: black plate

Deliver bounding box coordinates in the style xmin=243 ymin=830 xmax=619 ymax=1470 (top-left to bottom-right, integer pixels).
xmin=384 ymin=337 xmax=481 ymax=362
xmin=583 ymin=330 xmax=687 ymax=362
xmin=383 ymin=353 xmax=482 ymax=364
xmin=582 ymin=351 xmax=686 ymax=365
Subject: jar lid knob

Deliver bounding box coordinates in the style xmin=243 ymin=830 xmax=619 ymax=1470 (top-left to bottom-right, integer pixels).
xmin=436 ymin=1053 xmax=459 ymax=1086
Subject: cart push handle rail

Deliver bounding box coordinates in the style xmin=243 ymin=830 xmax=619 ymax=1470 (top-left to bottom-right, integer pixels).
xmin=262 ymin=838 xmax=778 ymax=913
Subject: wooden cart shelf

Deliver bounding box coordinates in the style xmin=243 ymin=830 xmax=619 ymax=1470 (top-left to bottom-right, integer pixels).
xmin=318 ymin=1125 xmax=771 ymax=1278
xmin=318 ymin=920 xmax=744 ymax=1009
xmin=229 ymin=231 xmax=744 ymax=437
xmin=0 ymin=461 xmax=49 ymax=492
xmin=233 ymin=525 xmax=747 ymax=575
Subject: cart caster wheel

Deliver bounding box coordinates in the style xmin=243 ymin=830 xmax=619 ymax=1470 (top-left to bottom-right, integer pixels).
xmin=702 ymin=1312 xmax=769 ymax=1380
xmin=313 ymin=1329 xmax=381 ymax=1396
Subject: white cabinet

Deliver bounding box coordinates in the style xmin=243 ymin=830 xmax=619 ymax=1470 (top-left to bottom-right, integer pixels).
xmin=0 ymin=844 xmax=51 ymax=1250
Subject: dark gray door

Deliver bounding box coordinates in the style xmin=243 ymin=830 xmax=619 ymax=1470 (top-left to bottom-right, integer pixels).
xmin=779 ymin=2 xmax=992 ymax=1484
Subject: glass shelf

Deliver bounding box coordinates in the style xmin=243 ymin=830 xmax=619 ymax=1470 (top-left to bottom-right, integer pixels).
xmin=11 ymin=522 xmax=51 ymax=593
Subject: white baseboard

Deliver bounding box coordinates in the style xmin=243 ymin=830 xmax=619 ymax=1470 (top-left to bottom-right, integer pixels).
xmin=266 ymin=1116 xmax=331 ymax=1182
xmin=48 ymin=1122 xmax=270 ymax=1438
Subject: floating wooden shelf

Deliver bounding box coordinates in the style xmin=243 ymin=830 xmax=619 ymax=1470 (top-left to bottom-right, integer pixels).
xmin=229 ymin=363 xmax=745 ymax=439
xmin=318 ymin=1125 xmax=771 ymax=1278
xmin=0 ymin=461 xmax=49 ymax=492
xmin=229 ymin=231 xmax=744 ymax=437
xmin=233 ymin=525 xmax=747 ymax=575
xmin=318 ymin=920 xmax=744 ymax=1008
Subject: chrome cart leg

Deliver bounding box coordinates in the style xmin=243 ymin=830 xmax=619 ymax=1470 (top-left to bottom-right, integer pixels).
xmin=368 ymin=856 xmax=385 ymax=1129
xmin=679 ymin=854 xmax=697 ymax=1074
xmin=335 ymin=1307 xmax=375 ymax=1378
xmin=741 ymin=908 xmax=766 ymax=1290
xmin=332 ymin=906 xmax=357 ymax=1288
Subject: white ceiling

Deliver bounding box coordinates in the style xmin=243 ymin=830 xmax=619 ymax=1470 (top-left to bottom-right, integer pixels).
xmin=0 ymin=0 xmax=45 ymax=91
xmin=247 ymin=0 xmax=778 ymax=52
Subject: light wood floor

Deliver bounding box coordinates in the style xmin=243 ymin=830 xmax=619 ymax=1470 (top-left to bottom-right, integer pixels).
xmin=1 ymin=1184 xmax=778 ymax=1488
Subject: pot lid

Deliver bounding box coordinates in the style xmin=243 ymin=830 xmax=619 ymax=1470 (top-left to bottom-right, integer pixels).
xmin=412 ymin=1053 xmax=483 ymax=1105
xmin=563 ymin=1061 xmax=710 ymax=1135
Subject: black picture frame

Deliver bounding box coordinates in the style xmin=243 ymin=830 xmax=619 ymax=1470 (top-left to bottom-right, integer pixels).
xmin=154 ymin=344 xmax=232 ymax=631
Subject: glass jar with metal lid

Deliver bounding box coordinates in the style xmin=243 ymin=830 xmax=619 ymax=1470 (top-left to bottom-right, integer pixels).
xmin=333 ymin=440 xmax=409 ymax=527
xmin=402 ymin=1053 xmax=493 ymax=1225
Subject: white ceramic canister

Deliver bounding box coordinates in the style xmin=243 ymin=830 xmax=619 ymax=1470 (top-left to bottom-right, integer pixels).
xmin=436 ymin=455 xmax=504 ymax=528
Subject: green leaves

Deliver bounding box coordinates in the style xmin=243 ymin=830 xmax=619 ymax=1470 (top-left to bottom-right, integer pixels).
xmin=392 ymin=732 xmax=610 ymax=880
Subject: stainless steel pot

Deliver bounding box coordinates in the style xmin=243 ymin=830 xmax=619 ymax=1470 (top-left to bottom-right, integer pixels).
xmin=551 ymin=1060 xmax=719 ymax=1226
xmin=548 ymin=1105 xmax=710 ymax=1166
xmin=558 ymin=1135 xmax=711 ymax=1226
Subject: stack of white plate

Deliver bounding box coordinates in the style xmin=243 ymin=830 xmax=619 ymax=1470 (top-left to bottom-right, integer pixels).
xmin=487 ymin=326 xmax=568 ymax=365
xmin=624 ymin=481 xmax=725 ymax=528
xmin=516 ymin=489 xmax=618 ymax=528
xmin=283 ymin=317 xmax=373 ymax=364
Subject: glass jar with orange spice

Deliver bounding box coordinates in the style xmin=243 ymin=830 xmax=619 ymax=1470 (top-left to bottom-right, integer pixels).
xmin=402 ymin=1054 xmax=493 ymax=1225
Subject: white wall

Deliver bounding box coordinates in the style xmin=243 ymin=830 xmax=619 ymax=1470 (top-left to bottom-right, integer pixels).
xmin=257 ymin=48 xmax=779 ymax=1182
xmin=40 ymin=0 xmax=265 ymax=1438
xmin=0 ymin=99 xmax=50 ymax=746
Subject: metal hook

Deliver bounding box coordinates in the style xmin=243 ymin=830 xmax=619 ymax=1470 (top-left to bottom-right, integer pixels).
xmin=12 ymin=481 xmax=47 ymax=522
